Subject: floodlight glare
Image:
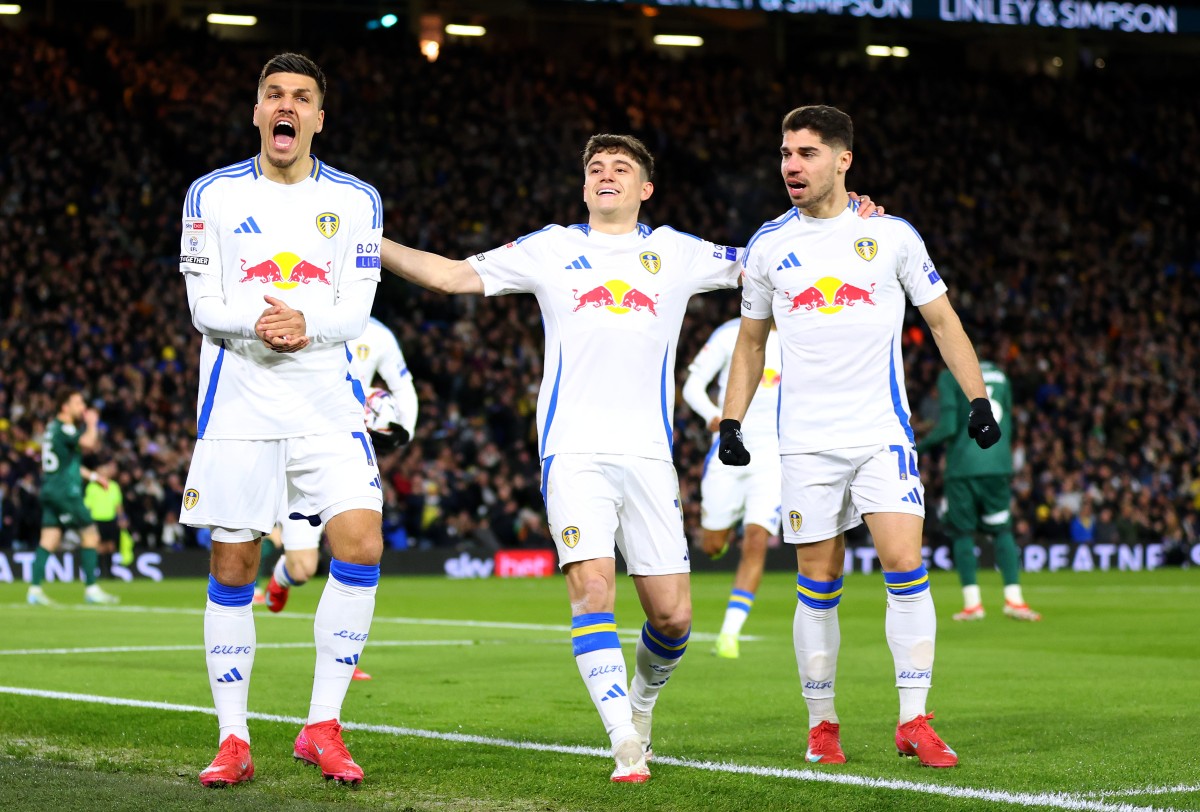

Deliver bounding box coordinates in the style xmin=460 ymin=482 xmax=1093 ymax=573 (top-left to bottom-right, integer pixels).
xmin=381 ymin=14 xmax=398 ymax=28
xmin=653 ymin=34 xmax=703 ymax=47
xmin=445 ymin=24 xmax=486 ymax=36
xmin=0 ymin=5 xmax=22 ymax=14
xmin=865 ymin=45 xmax=891 ymax=57
xmin=207 ymin=13 xmax=257 ymax=26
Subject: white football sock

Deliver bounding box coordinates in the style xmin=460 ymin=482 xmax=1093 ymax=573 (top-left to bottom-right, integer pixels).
xmin=309 ymin=568 xmax=376 ymax=724
xmin=794 ymin=601 xmax=841 ymax=728
xmin=205 ymin=598 xmax=255 ymax=745
xmin=886 ymin=589 xmax=936 ymax=723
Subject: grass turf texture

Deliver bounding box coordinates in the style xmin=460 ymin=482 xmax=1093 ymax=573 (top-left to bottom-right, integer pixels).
xmin=0 ymin=568 xmax=1197 ymax=811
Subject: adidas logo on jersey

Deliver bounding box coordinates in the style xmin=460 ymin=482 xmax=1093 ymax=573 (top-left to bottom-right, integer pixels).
xmin=900 ymin=488 xmax=923 ymax=505
xmin=234 ymin=217 xmax=262 ymax=234
xmin=776 ymin=251 xmax=801 ymax=270
xmin=565 ymin=255 xmax=593 ymax=270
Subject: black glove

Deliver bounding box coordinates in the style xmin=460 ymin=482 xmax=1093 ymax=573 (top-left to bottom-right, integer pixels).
xmin=718 ymin=419 xmax=751 ymax=466
xmin=369 ymin=424 xmax=411 ymax=452
xmin=967 ymin=398 xmax=1001 ymax=449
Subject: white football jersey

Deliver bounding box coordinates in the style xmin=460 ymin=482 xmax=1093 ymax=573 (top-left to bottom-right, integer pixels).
xmin=682 ymin=318 xmax=782 ymax=455
xmin=741 ymin=202 xmax=948 ymax=454
xmin=180 ymin=156 xmax=382 ymax=439
xmin=348 ymin=317 xmax=418 ymax=436
xmin=468 ymin=224 xmax=742 ymax=461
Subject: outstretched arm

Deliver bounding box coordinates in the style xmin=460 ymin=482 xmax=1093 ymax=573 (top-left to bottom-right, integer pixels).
xmin=918 ymin=294 xmax=986 ymax=403
xmin=381 ymin=238 xmax=484 ymax=295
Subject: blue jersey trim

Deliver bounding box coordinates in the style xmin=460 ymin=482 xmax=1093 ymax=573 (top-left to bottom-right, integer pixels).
xmin=320 ymin=164 xmax=383 ymax=229
xmin=186 ymin=158 xmax=256 ymax=218
xmin=659 ymin=224 xmax=701 ymax=242
xmin=515 ymin=224 xmax=557 ymax=245
xmin=637 ymin=223 xmax=652 ymax=238
xmin=540 ymin=347 xmax=563 ymax=459
xmin=196 ymin=343 xmax=226 ymax=439
xmin=659 ymin=346 xmax=673 ymax=451
xmin=880 ymin=214 xmax=922 ymax=239
xmin=540 ymin=455 xmax=555 ymax=504
xmin=743 ymin=208 xmax=799 ymax=267
xmin=889 ymin=345 xmax=916 ymax=444
xmin=345 ymin=343 xmax=366 ymax=405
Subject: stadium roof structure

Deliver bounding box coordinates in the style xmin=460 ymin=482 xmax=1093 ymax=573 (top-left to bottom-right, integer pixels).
xmin=5 ymin=0 xmax=1198 ymax=73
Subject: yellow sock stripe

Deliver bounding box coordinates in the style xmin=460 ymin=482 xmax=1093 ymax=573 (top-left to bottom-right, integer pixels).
xmin=571 ymin=623 xmax=617 ymax=638
xmin=886 ymin=575 xmax=929 ymax=591
xmin=796 ymin=583 xmax=844 ymax=601
xmin=643 ymin=626 xmax=689 ymax=652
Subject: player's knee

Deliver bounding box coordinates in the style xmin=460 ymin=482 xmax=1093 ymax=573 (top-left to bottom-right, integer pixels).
xmin=648 ymin=606 xmax=691 ymax=639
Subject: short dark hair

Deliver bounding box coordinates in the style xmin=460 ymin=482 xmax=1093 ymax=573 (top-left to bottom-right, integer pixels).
xmin=257 ymin=52 xmax=327 ymax=106
xmin=781 ymin=105 xmax=853 ymax=152
xmin=54 ymin=385 xmax=78 ymax=412
xmin=582 ymin=134 xmax=655 ymax=180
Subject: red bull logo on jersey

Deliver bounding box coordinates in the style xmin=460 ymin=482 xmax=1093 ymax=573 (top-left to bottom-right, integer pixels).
xmin=785 ymin=277 xmax=876 ymax=315
xmin=240 ymin=252 xmax=331 ymax=289
xmin=854 ymin=237 xmax=878 ymax=262
xmin=572 ymin=280 xmax=659 ymax=316
xmin=639 ymin=251 xmax=661 ymax=274
xmin=761 ymin=368 xmax=781 ymax=388
xmin=316 ymin=212 xmax=339 ymax=239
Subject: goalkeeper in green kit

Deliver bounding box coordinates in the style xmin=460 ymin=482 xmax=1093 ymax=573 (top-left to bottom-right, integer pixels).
xmin=917 ymin=360 xmax=1040 ymax=622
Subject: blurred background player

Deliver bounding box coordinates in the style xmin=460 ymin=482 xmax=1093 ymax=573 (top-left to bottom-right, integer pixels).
xmin=917 ymin=356 xmax=1040 ymax=622
xmin=83 ymin=459 xmax=125 ymax=580
xmin=27 ymin=386 xmax=119 ymax=606
xmin=255 ymin=315 xmax=417 ymax=617
xmin=682 ymin=318 xmax=782 ymax=659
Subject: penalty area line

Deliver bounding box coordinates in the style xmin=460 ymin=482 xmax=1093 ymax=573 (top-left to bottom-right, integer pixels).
xmin=0 ymin=685 xmax=1183 ymax=812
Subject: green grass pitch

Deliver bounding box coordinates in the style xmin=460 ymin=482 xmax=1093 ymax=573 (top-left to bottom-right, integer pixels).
xmin=1 ymin=568 xmax=1197 ymax=811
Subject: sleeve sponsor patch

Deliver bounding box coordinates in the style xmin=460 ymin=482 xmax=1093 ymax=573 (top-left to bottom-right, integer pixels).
xmin=180 ymin=255 xmax=210 ymax=265
xmin=356 ymin=256 xmax=381 ymax=268
xmin=183 ymin=219 xmax=206 ymax=254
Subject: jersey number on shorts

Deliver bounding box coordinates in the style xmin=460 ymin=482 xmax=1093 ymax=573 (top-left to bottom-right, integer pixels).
xmin=888 ymin=444 xmax=919 ymax=481
xmin=351 ymin=431 xmax=383 ymax=490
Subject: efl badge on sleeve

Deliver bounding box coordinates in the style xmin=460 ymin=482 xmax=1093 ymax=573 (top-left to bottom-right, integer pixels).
xmin=184 ymin=489 xmax=200 ymax=511
xmin=788 ymin=510 xmax=803 ymax=533
xmin=316 ymin=212 xmax=340 ymax=239
xmin=183 ymin=219 xmax=206 ymax=254
xmin=854 ymin=237 xmax=878 ymax=262
xmin=562 ymin=526 xmax=581 ymax=548
xmin=639 ymin=251 xmax=661 ymax=274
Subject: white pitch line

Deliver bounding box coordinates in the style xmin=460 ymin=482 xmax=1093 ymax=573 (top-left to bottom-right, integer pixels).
xmin=1081 ymin=786 xmax=1200 ymax=799
xmin=0 ymin=640 xmax=481 ymax=656
xmin=0 ymin=602 xmax=753 ymax=642
xmin=0 ymin=686 xmax=1183 ymax=812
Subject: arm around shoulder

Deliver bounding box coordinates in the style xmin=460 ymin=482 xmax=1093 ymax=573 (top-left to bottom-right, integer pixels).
xmin=381 ymin=238 xmax=483 ymax=295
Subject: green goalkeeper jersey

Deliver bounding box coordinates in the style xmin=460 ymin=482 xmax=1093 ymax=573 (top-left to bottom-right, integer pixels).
xmin=41 ymin=418 xmax=85 ymax=502
xmin=916 ymin=361 xmax=1012 ymax=479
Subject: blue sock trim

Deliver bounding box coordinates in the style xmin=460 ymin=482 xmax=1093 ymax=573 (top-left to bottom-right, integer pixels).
xmin=884 ymin=565 xmax=930 ymax=595
xmin=207 ymin=575 xmax=255 ymax=607
xmin=330 ymin=559 xmax=380 ymax=588
xmin=796 ymin=574 xmax=844 ymax=609
xmin=640 ymin=622 xmax=690 ymax=660
xmin=280 ymin=563 xmax=292 ymax=586
xmin=571 ymin=612 xmax=620 ymax=656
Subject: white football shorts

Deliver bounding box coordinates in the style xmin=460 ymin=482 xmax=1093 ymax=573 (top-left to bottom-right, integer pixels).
xmin=780 ymin=444 xmax=925 ymax=544
xmin=182 ymin=432 xmax=383 ymax=542
xmin=542 ymin=453 xmax=690 ymax=576
xmin=277 ymin=488 xmax=323 ymax=551
xmin=699 ymin=442 xmax=782 ymax=534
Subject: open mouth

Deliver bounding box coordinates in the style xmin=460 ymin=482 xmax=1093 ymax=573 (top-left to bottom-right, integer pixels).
xmin=272 ymin=120 xmax=296 ymax=151
xmin=597 ymin=189 xmax=619 ymax=197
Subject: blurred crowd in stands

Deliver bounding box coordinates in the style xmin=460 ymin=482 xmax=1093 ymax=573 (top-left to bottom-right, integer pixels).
xmin=1 ymin=22 xmax=1198 ymax=561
